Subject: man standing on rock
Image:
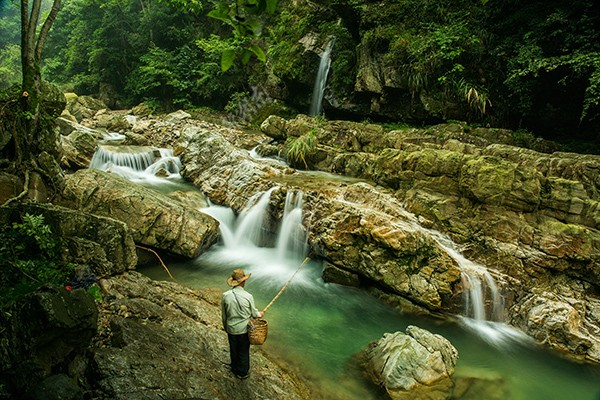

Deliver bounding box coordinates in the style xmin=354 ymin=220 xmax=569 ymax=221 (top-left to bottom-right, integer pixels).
xmin=221 ymin=268 xmax=264 ymax=379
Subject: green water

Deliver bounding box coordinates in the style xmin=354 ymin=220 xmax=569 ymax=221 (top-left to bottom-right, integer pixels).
xmin=140 ymin=245 xmax=600 ymax=400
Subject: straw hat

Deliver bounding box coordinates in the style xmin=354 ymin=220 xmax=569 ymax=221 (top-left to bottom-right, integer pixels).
xmin=227 ymin=268 xmax=251 ymax=287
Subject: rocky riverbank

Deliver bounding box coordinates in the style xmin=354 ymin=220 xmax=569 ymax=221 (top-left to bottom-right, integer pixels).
xmin=1 ymin=93 xmax=599 ymax=398
xmin=53 ymin=96 xmax=600 ymax=363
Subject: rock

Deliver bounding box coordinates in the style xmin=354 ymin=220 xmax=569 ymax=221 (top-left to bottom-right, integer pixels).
xmin=65 ymin=93 xmax=107 ymax=122
xmin=0 ymin=286 xmax=98 ymax=397
xmin=260 ymin=114 xmax=288 ymax=140
xmin=509 ymin=288 xmax=600 ymax=363
xmin=0 ymin=172 xmax=22 ymax=204
xmin=166 ymin=109 xmax=191 ymax=122
xmin=32 ymin=374 xmax=83 ymax=400
xmin=58 ymin=168 xmax=220 ymax=258
xmin=451 ymin=374 xmax=510 ymax=400
xmin=308 ymin=182 xmax=463 ymax=311
xmin=459 ymin=155 xmax=543 ymax=212
xmin=0 ymin=202 xmax=137 ymax=277
xmin=94 ymin=112 xmax=131 ymax=131
xmin=60 ymin=123 xmax=101 ymax=169
xmin=92 ymin=271 xmax=314 ymax=400
xmin=178 ymin=126 xmax=292 ymax=211
xmin=362 ymin=326 xmax=458 ymax=400
xmin=131 ymin=102 xmax=152 ymax=117
xmin=322 ymin=262 xmax=361 ymax=287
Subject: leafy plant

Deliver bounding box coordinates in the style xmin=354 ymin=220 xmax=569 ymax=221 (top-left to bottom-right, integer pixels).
xmin=87 ymin=284 xmax=103 ymax=302
xmin=286 ymin=129 xmax=318 ymax=169
xmin=457 ymin=79 xmax=492 ymax=116
xmin=0 ymin=214 xmax=74 ymax=307
xmin=207 ymin=0 xmax=278 ymax=71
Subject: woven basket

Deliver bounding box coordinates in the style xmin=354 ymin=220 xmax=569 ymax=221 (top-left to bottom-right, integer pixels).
xmin=248 ymin=318 xmax=268 ymax=345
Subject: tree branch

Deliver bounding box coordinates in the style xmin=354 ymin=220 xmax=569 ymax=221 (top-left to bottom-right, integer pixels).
xmin=36 ymin=0 xmax=62 ymax=61
xmin=2 ymin=169 xmax=30 ymax=207
xmin=27 ymin=0 xmax=42 ymax=55
xmin=135 ymin=245 xmax=176 ymax=281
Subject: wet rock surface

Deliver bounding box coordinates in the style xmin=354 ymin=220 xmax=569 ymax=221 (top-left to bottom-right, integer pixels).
xmin=92 ymin=271 xmax=315 ymax=400
xmin=58 ymin=168 xmax=220 ymax=258
xmin=362 ymin=326 xmax=458 ymax=400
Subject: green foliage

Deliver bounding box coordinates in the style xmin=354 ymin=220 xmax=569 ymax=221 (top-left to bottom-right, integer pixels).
xmin=0 ymin=3 xmax=22 ymax=88
xmin=87 ymin=283 xmax=102 ymax=302
xmin=206 ymin=0 xmax=278 ymax=71
xmin=0 ymin=214 xmax=75 ymax=307
xmin=492 ymin=0 xmax=600 ymax=132
xmin=43 ymin=0 xmax=250 ymax=109
xmin=286 ymin=129 xmax=318 ymax=169
xmin=266 ymin=7 xmax=314 ymax=80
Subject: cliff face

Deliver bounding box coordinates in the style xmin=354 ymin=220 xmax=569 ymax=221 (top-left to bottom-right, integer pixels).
xmin=259 ymin=0 xmax=600 ymax=143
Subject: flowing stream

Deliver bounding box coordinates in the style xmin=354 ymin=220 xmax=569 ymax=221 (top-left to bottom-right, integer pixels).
xmin=93 ymin=147 xmax=600 ymax=400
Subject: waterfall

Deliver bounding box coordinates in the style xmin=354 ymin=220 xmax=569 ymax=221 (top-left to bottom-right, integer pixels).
xmin=410 ymin=223 xmax=532 ymax=346
xmin=428 ymin=232 xmax=504 ymax=322
xmin=309 ymin=39 xmax=334 ymax=116
xmin=232 ymin=187 xmax=278 ymax=248
xmin=276 ymin=191 xmax=308 ymax=260
xmin=89 ymin=145 xmax=182 ymax=182
xmin=202 ymin=188 xmax=306 ymax=259
xmin=200 ymin=188 xmax=311 ymax=288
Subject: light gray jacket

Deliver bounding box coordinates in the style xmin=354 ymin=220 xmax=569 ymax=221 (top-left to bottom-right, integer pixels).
xmin=221 ymin=286 xmax=261 ymax=334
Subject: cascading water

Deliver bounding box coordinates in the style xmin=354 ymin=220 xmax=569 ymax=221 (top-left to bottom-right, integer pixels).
xmin=138 ymin=180 xmax=600 ymax=400
xmin=276 ymin=191 xmax=307 ymax=260
xmin=427 ymin=232 xmax=505 ymax=322
xmin=99 ymin=148 xmax=598 ymax=400
xmin=201 ymin=188 xmax=306 ymax=258
xmin=398 ymin=216 xmax=531 ymax=346
xmin=89 ymin=145 xmax=182 ymax=183
xmin=96 ymin=142 xmax=514 ymax=342
xmin=309 ymin=39 xmax=334 ymax=116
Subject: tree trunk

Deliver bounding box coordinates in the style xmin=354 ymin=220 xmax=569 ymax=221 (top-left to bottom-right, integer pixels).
xmin=18 ymin=0 xmax=62 ymax=165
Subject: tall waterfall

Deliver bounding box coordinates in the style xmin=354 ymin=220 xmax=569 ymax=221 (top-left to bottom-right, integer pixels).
xmin=309 ymin=40 xmax=334 ymax=116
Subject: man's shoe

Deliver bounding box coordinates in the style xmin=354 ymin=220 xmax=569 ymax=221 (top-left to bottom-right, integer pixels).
xmin=235 ymin=373 xmax=249 ymax=379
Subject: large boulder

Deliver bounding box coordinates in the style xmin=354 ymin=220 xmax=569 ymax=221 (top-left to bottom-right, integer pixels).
xmin=92 ymin=271 xmax=315 ymax=400
xmin=362 ymin=326 xmax=458 ymax=400
xmin=178 ymin=126 xmax=293 ymax=211
xmin=65 ymin=93 xmax=107 ymax=122
xmin=58 ymin=118 xmax=103 ymax=169
xmin=58 ymin=168 xmax=220 ymax=258
xmin=0 ymin=202 xmax=137 ymax=277
xmin=0 ymin=286 xmax=98 ymax=399
xmin=509 ymin=287 xmax=600 ymax=363
xmin=308 ymin=182 xmax=463 ymax=311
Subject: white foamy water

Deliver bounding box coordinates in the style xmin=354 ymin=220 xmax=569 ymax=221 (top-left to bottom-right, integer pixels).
xmin=89 ymin=145 xmax=182 ymax=183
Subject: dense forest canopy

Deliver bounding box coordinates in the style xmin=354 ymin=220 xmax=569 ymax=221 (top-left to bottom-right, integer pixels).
xmin=1 ymin=0 xmax=598 ymax=150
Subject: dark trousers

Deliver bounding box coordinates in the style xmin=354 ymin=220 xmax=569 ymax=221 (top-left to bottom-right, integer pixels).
xmin=227 ymin=333 xmax=250 ymax=376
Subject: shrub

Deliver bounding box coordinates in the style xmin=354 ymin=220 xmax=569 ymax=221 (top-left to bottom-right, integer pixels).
xmin=0 ymin=213 xmax=75 ymax=307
